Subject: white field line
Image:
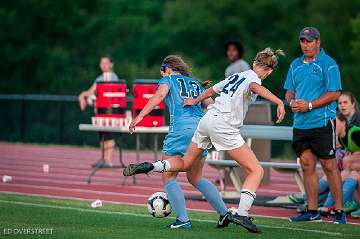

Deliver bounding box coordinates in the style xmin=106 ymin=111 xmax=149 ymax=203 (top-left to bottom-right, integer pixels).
xmin=0 ymin=199 xmax=357 ymax=237
xmin=0 ymin=174 xmax=298 ymax=195
xmin=1 ymin=191 xmax=360 ymax=225
xmin=0 ymin=182 xmax=197 ymax=196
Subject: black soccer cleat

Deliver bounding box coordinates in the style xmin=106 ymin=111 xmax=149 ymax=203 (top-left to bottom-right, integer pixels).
xmin=231 ymin=214 xmax=261 ymax=233
xmin=216 ymin=211 xmax=232 ymax=228
xmin=123 ymin=162 xmax=154 ymax=176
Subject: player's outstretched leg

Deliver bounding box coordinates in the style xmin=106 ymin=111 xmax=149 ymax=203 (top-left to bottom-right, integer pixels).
xmin=123 ymin=162 xmax=155 ymax=176
xmin=123 ymin=156 xmax=183 ymax=176
xmin=123 ymin=160 xmax=173 ymax=176
xmin=227 ymin=145 xmax=263 ymax=233
xmin=164 ymin=176 xmax=192 ymax=229
xmin=186 ymin=155 xmax=232 ymax=228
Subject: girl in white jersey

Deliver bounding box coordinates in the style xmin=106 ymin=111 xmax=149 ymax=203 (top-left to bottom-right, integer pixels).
xmin=124 ymin=48 xmax=286 ymax=233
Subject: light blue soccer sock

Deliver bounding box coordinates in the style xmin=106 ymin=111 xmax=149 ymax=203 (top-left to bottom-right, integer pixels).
xmin=318 ymin=178 xmax=330 ymax=204
xmin=318 ymin=178 xmax=330 ymax=194
xmin=195 ymin=178 xmax=228 ymax=216
xmin=323 ymin=191 xmax=335 ymax=208
xmin=164 ymin=179 xmax=189 ymax=222
xmin=318 ymin=191 xmax=329 ymax=205
xmin=323 ymin=178 xmax=358 ymax=207
xmin=304 ymin=178 xmax=329 ymax=204
xmin=342 ymin=178 xmax=357 ymax=203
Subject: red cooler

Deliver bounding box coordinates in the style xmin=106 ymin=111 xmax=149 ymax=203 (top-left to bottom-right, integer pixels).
xmin=132 ymin=79 xmax=165 ymax=127
xmin=96 ymin=80 xmax=127 ymax=118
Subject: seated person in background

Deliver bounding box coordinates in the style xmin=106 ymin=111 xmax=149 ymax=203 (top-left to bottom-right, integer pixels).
xmin=289 ymin=91 xmax=360 ymax=206
xmin=338 ymin=91 xmax=360 ymax=169
xmin=338 ymin=91 xmax=360 ymax=126
xmin=319 ymin=112 xmax=360 ymax=214
xmin=78 ymin=55 xmax=120 ymax=168
xmin=224 ymin=40 xmax=250 ymax=78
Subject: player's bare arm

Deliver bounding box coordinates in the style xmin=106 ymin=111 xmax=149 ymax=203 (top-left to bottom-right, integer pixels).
xmin=201 ymin=97 xmax=214 ymax=108
xmin=292 ymin=91 xmax=341 ymax=113
xmin=184 ymin=87 xmax=216 ymax=106
xmin=250 ymin=82 xmax=285 ymax=123
xmin=129 ymin=84 xmax=169 ymax=133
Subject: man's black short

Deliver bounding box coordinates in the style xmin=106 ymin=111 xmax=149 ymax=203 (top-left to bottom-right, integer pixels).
xmin=292 ymin=120 xmax=336 ymax=159
xmin=98 ymin=132 xmax=114 ymax=141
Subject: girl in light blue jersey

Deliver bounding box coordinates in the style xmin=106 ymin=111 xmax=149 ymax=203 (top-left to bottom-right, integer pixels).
xmin=129 ymin=55 xmax=231 ymax=229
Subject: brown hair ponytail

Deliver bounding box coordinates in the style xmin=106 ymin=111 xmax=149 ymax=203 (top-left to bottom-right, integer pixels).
xmin=162 ymin=55 xmax=192 ymax=77
xmin=162 ymin=55 xmax=211 ymax=87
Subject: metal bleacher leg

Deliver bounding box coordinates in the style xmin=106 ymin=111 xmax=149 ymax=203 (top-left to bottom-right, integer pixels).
xmin=154 ymin=134 xmax=158 ymax=161
xmin=118 ymin=135 xmax=129 ymax=185
xmin=219 ymin=176 xmax=225 ymax=195
xmin=87 ymin=132 xmax=105 ymax=184
xmin=132 ymin=133 xmax=141 ymax=184
xmin=118 ymin=136 xmax=125 ymax=168
xmin=122 ymin=133 xmax=139 ymax=185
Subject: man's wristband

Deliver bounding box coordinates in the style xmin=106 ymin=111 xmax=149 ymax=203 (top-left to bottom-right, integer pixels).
xmin=289 ymin=99 xmax=294 ymax=107
xmin=308 ymin=102 xmax=313 ymax=111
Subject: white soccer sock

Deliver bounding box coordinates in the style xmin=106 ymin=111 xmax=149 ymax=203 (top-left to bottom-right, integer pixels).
xmin=237 ymin=189 xmax=256 ymax=217
xmin=152 ymin=160 xmax=171 ymax=173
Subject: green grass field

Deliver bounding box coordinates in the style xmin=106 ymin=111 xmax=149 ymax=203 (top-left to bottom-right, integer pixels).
xmin=0 ymin=194 xmax=359 ymax=239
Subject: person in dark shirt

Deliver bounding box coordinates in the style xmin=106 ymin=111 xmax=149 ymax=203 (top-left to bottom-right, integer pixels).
xmin=224 ymin=40 xmax=250 ymax=77
xmin=338 ymin=91 xmax=360 ymax=126
xmin=78 ymin=55 xmax=119 ymax=168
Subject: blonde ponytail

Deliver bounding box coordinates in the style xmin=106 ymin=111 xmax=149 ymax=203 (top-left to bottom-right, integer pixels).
xmin=253 ymin=47 xmax=285 ymax=69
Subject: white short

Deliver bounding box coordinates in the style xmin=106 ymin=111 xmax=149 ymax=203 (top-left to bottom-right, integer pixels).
xmin=192 ymin=110 xmax=245 ymax=151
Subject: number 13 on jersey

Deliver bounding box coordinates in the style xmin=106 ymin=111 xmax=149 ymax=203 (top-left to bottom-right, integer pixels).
xmin=176 ymin=78 xmax=201 ymax=98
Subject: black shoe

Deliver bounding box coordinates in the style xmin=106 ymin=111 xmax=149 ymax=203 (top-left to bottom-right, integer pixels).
xmin=123 ymin=162 xmax=154 ymax=176
xmin=232 ymin=214 xmax=261 ymax=233
xmin=216 ymin=211 xmax=232 ymax=228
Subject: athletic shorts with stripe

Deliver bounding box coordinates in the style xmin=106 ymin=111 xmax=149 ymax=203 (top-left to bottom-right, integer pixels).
xmin=292 ymin=120 xmax=336 ymax=159
xmin=192 ymin=110 xmax=245 ymax=151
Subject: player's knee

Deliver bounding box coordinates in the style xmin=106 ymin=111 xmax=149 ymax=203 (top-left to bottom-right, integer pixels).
xmin=300 ymin=160 xmax=316 ymax=174
xmin=162 ymin=172 xmax=177 ymax=183
xmin=349 ymin=171 xmax=360 ymax=181
xmin=321 ymin=161 xmax=337 ymax=174
xmin=350 ymin=164 xmax=360 ymax=172
xmin=256 ymin=165 xmax=264 ymax=179
xmin=342 ymin=156 xmax=352 ymax=169
xmin=183 ymin=161 xmax=192 ymax=171
xmin=186 ymin=175 xmax=199 ymax=186
xmin=248 ymin=164 xmax=263 ymax=179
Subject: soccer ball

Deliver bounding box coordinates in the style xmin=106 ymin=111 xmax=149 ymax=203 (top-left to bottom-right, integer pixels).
xmin=147 ymin=192 xmax=171 ymax=218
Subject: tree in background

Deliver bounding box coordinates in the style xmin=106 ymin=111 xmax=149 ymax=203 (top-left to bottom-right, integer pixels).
xmin=0 ymin=0 xmax=359 ymax=98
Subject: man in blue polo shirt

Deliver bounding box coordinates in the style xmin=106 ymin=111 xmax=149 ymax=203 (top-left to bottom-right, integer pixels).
xmin=284 ymin=27 xmax=346 ymax=224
